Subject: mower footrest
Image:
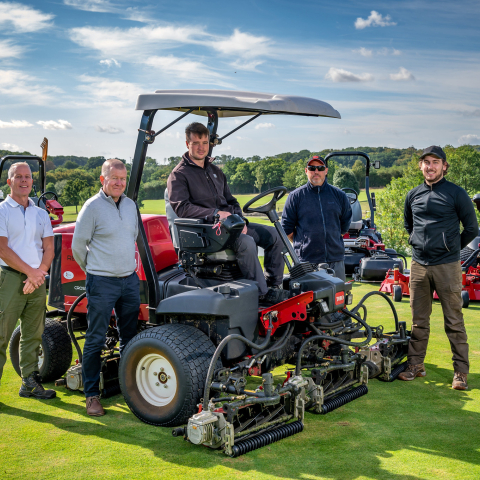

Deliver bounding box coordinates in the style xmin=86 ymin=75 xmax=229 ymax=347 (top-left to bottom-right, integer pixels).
xmin=320 ymin=384 xmax=368 ymax=414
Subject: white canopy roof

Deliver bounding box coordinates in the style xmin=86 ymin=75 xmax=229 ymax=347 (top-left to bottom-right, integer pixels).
xmin=135 ymin=90 xmax=341 ymax=119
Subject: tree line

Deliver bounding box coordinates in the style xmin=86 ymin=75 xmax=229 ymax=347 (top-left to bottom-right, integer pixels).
xmin=0 ymin=145 xmax=479 ymax=213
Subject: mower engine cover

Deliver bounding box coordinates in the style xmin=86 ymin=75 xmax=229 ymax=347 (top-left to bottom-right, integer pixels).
xmin=359 ymin=253 xmax=404 ymax=281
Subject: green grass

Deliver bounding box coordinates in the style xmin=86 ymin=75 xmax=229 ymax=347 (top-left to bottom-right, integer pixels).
xmin=1 ymin=280 xmax=480 ymax=480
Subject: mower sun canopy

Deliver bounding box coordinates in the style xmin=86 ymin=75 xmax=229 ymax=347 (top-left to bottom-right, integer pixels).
xmin=135 ymin=90 xmax=341 ymax=119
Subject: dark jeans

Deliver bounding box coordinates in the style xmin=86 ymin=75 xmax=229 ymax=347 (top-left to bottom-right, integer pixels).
xmin=83 ymin=272 xmax=140 ymax=397
xmin=234 ymin=223 xmax=285 ymax=295
xmin=408 ymin=260 xmax=469 ymax=373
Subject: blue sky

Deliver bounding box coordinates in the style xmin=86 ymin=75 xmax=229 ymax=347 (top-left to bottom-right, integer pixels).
xmin=0 ymin=0 xmax=479 ymax=162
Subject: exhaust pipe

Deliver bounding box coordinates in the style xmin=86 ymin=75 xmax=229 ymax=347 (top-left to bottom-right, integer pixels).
xmin=230 ymin=421 xmax=304 ymax=457
xmin=320 ymin=384 xmax=368 ymax=414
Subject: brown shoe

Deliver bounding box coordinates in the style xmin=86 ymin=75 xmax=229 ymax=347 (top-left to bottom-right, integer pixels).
xmin=86 ymin=396 xmax=105 ymax=416
xmin=398 ymin=363 xmax=426 ymax=381
xmin=452 ymin=372 xmax=468 ymax=390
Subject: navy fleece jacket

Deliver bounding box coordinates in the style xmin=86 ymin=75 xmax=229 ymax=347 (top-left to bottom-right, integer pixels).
xmin=281 ymin=180 xmax=352 ymax=264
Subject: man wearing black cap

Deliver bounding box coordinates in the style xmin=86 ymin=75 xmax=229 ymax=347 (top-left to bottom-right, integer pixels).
xmin=281 ymin=155 xmax=352 ymax=281
xmin=399 ymin=146 xmax=478 ymax=390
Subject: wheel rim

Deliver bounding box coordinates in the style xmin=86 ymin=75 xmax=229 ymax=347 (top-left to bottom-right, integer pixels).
xmin=136 ymin=353 xmax=178 ymax=407
xmin=38 ymin=344 xmax=44 ymax=370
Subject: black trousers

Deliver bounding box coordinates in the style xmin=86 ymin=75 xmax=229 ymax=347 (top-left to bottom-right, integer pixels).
xmin=83 ymin=272 xmax=140 ymax=397
xmin=233 ymin=223 xmax=285 ymax=295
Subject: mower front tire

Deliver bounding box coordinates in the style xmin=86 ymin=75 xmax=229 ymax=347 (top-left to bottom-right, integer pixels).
xmin=9 ymin=318 xmax=73 ymax=382
xmin=392 ymin=285 xmax=403 ymax=302
xmin=119 ymin=323 xmax=219 ymax=427
xmin=461 ymin=290 xmax=470 ymax=309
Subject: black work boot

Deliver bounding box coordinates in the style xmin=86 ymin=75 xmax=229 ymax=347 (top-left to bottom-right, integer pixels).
xmin=260 ymin=287 xmax=290 ymax=305
xmin=19 ymin=372 xmax=56 ymax=399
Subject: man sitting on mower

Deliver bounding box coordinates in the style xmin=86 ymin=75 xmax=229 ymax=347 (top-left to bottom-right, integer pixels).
xmin=167 ymin=122 xmax=287 ymax=304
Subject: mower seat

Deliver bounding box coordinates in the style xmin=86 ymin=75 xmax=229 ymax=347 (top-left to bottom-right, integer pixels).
xmin=164 ymin=188 xmax=236 ymax=259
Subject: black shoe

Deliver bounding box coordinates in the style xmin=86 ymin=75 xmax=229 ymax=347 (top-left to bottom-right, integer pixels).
xmin=19 ymin=372 xmax=56 ymax=400
xmin=260 ymin=287 xmax=290 ymax=305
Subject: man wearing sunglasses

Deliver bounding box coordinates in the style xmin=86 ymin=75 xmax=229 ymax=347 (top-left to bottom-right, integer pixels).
xmin=281 ymin=156 xmax=352 ymax=281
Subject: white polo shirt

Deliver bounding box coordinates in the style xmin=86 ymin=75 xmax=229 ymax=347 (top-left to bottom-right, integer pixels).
xmin=0 ymin=195 xmax=54 ymax=269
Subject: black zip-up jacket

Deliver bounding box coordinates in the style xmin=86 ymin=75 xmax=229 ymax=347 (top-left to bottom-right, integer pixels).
xmin=404 ymin=177 xmax=478 ymax=266
xmin=167 ymin=153 xmax=243 ymax=222
xmin=281 ymin=180 xmax=352 ymax=263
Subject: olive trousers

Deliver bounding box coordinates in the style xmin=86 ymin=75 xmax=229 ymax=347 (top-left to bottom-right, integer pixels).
xmin=408 ymin=260 xmax=469 ymax=373
xmin=0 ymin=267 xmax=46 ymax=383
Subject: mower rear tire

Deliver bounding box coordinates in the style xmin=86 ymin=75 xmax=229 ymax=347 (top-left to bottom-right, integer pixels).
xmin=461 ymin=290 xmax=470 ymax=309
xmin=9 ymin=318 xmax=73 ymax=382
xmin=392 ymin=285 xmax=403 ymax=302
xmin=119 ymin=323 xmax=219 ymax=427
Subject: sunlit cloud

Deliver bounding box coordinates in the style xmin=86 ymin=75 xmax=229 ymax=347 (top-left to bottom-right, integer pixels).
xmin=390 ymin=67 xmax=415 ymax=81
xmin=325 ymin=67 xmax=374 ymax=82
xmin=1 ymin=142 xmax=20 ymax=151
xmin=0 ymin=119 xmax=33 ymax=128
xmin=95 ymin=125 xmax=124 ymax=134
xmin=37 ymin=119 xmax=73 ymax=130
xmin=458 ymin=134 xmax=480 ymax=145
xmin=0 ymin=1 xmax=54 ymax=32
xmin=100 ymin=58 xmax=121 ymax=67
xmin=255 ymin=123 xmax=275 ymax=129
xmin=355 ymin=11 xmax=396 ymax=30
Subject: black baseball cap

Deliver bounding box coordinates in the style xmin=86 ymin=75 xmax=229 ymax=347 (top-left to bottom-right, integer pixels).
xmin=306 ymin=155 xmax=326 ymax=167
xmin=420 ymin=145 xmax=446 ymax=161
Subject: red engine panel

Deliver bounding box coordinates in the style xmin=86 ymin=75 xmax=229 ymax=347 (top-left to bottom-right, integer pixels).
xmin=258 ymin=291 xmax=314 ymax=335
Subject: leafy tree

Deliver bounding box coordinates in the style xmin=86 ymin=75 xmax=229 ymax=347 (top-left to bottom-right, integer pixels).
xmin=63 ymin=160 xmax=79 ymax=170
xmin=85 ymin=156 xmax=105 ymax=170
xmin=62 ymin=178 xmax=89 ymax=213
xmin=445 ymin=145 xmax=480 ymax=195
xmin=283 ymin=160 xmax=306 ymax=190
xmin=231 ymin=162 xmax=255 ymax=193
xmin=54 ymin=179 xmax=68 ymax=196
xmin=254 ymin=163 xmax=266 ymax=192
xmin=352 ymin=159 xmax=365 ymax=185
xmin=46 ymin=182 xmax=57 ymax=194
xmin=333 ymin=168 xmax=359 ymax=193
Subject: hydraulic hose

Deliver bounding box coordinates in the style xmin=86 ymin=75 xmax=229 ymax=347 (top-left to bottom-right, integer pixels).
xmin=351 ymin=290 xmax=399 ymax=331
xmin=296 ymin=309 xmax=373 ymax=375
xmin=202 ymin=319 xmax=273 ymax=409
xmin=250 ymin=323 xmax=294 ymax=361
xmin=67 ymin=292 xmax=86 ymax=363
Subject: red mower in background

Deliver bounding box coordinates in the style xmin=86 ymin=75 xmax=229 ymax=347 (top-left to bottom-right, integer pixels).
xmin=0 ymin=138 xmax=64 ymax=226
xmin=380 ymin=193 xmax=480 ymax=308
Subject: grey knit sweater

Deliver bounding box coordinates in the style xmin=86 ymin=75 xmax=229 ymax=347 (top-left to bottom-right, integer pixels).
xmin=72 ymin=189 xmax=138 ymax=277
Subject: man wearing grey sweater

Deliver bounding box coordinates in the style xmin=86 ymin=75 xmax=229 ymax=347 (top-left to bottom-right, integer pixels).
xmin=72 ymin=158 xmax=140 ymax=417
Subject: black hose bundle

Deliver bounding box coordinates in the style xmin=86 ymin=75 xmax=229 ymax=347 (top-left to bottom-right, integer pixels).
xmin=67 ymin=292 xmax=86 ymax=363
xmin=202 ymin=318 xmax=274 ymax=409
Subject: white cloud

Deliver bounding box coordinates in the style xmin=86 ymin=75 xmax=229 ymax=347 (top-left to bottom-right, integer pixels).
xmin=353 ymin=47 xmax=373 ymax=57
xmin=100 ymin=58 xmax=121 ymax=67
xmin=0 ymin=39 xmax=24 ymax=58
xmin=0 ymin=69 xmax=61 ymax=104
xmin=230 ymin=59 xmax=264 ymax=71
xmin=355 ymin=11 xmax=396 ymax=30
xmin=212 ymin=29 xmax=271 ymax=58
xmin=325 ymin=67 xmax=374 ymax=83
xmin=459 ymin=109 xmax=480 ymax=118
xmin=123 ymin=7 xmax=154 ymax=23
xmin=392 ymin=49 xmax=401 ymax=56
xmin=69 ymin=25 xmax=207 ymax=58
xmin=1 ymin=142 xmax=20 ymax=151
xmin=0 ymin=119 xmax=33 ymax=128
xmin=0 ymin=2 xmax=54 ymax=32
xmin=377 ymin=47 xmax=402 ymax=56
xmin=255 ymin=123 xmax=275 ymax=129
xmin=78 ymin=75 xmax=140 ymax=103
xmin=37 ymin=119 xmax=73 ymax=130
xmin=458 ymin=134 xmax=480 ymax=145
xmin=63 ymin=0 xmax=115 ymax=13
xmin=144 ymin=56 xmax=230 ymax=86
xmin=95 ymin=125 xmax=124 ymax=134
xmin=390 ymin=67 xmax=415 ymax=81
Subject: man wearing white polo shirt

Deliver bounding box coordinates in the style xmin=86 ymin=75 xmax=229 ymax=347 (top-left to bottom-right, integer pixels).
xmin=0 ymin=162 xmax=56 ymax=399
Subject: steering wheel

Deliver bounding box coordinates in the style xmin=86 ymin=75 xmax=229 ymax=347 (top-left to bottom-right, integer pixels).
xmin=38 ymin=191 xmax=58 ymax=209
xmin=243 ymin=186 xmax=288 ymax=214
xmin=342 ymin=188 xmax=358 ymax=205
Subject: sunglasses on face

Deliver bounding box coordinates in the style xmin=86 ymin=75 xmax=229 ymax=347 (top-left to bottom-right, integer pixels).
xmin=307 ymin=165 xmax=326 ymax=172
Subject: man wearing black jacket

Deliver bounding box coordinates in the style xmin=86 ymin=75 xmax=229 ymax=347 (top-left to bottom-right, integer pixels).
xmin=399 ymin=146 xmax=478 ymax=390
xmin=167 ymin=122 xmax=286 ymax=303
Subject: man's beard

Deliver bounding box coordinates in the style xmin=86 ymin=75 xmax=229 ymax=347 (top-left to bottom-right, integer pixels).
xmin=424 ymin=170 xmax=443 ymax=184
